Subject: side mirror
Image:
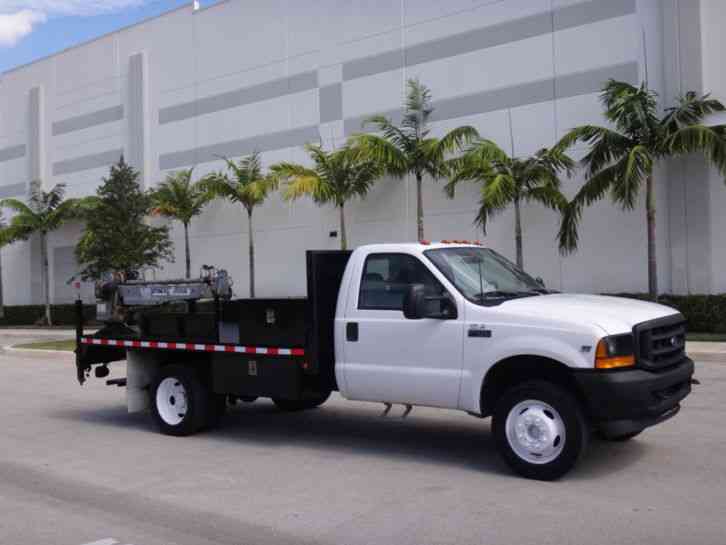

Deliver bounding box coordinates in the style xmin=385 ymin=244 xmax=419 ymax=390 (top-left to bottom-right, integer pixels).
xmin=536 ymin=276 xmax=545 ymax=288
xmin=403 ymin=284 xmax=457 ymax=320
xmin=403 ymin=284 xmax=427 ymax=320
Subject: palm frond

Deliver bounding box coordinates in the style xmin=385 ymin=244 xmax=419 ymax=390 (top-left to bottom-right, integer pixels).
xmin=526 ymin=185 xmax=569 ymax=212
xmin=667 ymin=124 xmax=726 ymax=175
xmin=0 ymin=198 xmax=34 ymax=217
xmin=437 ymin=125 xmax=479 ymax=155
xmin=350 ymin=134 xmax=408 ymax=177
xmin=558 ymin=201 xmax=582 ymax=255
xmin=610 ymin=145 xmax=651 ymax=209
xmin=662 ymin=91 xmax=726 ymax=131
xmin=402 ymin=78 xmax=433 ymax=136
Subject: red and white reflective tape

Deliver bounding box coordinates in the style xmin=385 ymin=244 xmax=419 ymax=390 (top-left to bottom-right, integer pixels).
xmin=80 ymin=337 xmax=304 ymax=357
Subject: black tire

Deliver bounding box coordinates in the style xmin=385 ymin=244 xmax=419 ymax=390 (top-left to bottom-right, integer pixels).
xmin=150 ymin=365 xmax=210 ymax=436
xmin=272 ymin=390 xmax=331 ymax=412
xmin=492 ymin=380 xmax=589 ymax=481
xmin=600 ymin=430 xmax=642 ymax=442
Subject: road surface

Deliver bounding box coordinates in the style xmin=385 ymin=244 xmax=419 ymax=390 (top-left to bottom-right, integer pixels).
xmin=0 ymin=333 xmax=723 ymax=545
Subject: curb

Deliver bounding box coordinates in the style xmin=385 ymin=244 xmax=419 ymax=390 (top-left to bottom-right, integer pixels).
xmin=2 ymin=345 xmax=76 ymax=357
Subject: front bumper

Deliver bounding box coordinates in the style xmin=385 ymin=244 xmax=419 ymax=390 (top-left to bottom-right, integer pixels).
xmin=573 ymin=357 xmax=694 ymax=437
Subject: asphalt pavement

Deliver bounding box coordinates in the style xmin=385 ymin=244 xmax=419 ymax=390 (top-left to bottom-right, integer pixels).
xmin=0 ymin=332 xmax=724 ymax=545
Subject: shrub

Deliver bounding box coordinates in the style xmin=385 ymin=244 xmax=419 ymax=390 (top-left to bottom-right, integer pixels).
xmin=607 ymin=293 xmax=726 ymax=334
xmin=0 ymin=304 xmax=97 ymax=327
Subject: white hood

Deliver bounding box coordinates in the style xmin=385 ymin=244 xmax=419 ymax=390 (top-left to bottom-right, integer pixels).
xmin=495 ymin=294 xmax=680 ymax=335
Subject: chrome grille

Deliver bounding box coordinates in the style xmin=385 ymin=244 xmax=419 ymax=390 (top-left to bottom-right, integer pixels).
xmin=634 ymin=314 xmax=687 ymax=370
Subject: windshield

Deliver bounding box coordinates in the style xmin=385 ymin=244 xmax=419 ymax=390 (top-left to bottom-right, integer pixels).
xmin=424 ymin=247 xmax=544 ymax=304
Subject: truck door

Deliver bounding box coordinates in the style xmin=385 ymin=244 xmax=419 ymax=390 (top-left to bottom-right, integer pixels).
xmin=340 ymin=252 xmax=464 ymax=409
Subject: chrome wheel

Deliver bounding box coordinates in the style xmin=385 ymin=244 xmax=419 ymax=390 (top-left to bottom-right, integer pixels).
xmin=505 ymin=399 xmax=566 ymax=465
xmin=156 ymin=377 xmax=189 ymax=426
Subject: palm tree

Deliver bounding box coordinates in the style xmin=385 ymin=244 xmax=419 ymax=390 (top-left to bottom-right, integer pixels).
xmin=271 ymin=144 xmax=381 ymax=250
xmin=352 ymin=78 xmax=478 ymax=241
xmin=0 ymin=181 xmax=86 ymax=325
xmin=151 ymin=168 xmax=211 ymax=278
xmin=200 ymin=152 xmax=277 ymax=298
xmin=557 ymin=80 xmax=726 ymax=298
xmin=445 ymin=141 xmax=573 ymax=268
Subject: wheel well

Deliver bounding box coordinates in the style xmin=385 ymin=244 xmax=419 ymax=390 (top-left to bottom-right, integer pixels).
xmin=480 ymin=355 xmax=587 ymax=416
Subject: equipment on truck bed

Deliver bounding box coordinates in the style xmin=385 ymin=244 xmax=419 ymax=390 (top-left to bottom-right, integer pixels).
xmin=95 ymin=265 xmax=233 ymax=322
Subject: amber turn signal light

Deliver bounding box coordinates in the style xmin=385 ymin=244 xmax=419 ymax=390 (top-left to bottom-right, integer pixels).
xmin=595 ymin=338 xmax=635 ymax=369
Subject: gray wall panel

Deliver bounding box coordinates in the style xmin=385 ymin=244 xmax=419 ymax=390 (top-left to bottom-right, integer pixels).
xmin=555 ymin=62 xmax=638 ymax=99
xmin=28 ymin=86 xmax=43 ymax=182
xmin=320 ymin=84 xmax=342 ymax=123
xmin=52 ymin=105 xmax=124 ymax=136
xmin=0 ymin=183 xmax=27 ymax=198
xmin=127 ymin=53 xmax=146 ymax=177
xmin=406 ymin=12 xmax=551 ymax=68
xmin=554 ymin=0 xmax=636 ymax=31
xmin=344 ymin=62 xmax=638 ymax=135
xmin=159 ymin=71 xmax=318 ymax=125
xmin=0 ymin=145 xmax=26 ymax=163
xmin=52 ymin=149 xmax=124 ymax=176
xmin=159 ymin=125 xmax=320 ymax=170
xmin=344 ymin=0 xmax=636 ymax=82
xmin=343 ymin=50 xmax=403 ymax=82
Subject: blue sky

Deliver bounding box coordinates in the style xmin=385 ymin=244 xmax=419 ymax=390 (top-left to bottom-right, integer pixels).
xmin=0 ymin=1 xmax=218 ymax=74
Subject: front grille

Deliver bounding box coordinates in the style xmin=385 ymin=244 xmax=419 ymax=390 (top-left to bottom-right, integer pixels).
xmin=634 ymin=314 xmax=687 ymax=370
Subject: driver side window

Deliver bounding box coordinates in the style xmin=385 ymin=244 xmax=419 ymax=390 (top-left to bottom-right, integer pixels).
xmin=358 ymin=253 xmax=445 ymax=311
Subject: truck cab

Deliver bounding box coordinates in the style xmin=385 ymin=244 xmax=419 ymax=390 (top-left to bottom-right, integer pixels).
xmin=76 ymin=242 xmax=694 ymax=480
xmin=334 ymin=243 xmax=693 ymax=479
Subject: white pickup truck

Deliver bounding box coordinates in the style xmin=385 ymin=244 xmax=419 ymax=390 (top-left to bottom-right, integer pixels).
xmin=76 ymin=242 xmax=694 ymax=480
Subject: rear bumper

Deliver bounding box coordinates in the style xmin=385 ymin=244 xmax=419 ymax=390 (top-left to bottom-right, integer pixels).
xmin=573 ymin=358 xmax=694 ymax=437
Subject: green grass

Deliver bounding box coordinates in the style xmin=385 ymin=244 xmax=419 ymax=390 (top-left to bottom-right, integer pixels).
xmin=14 ymin=339 xmax=77 ymax=351
xmin=687 ymin=333 xmax=726 ymax=342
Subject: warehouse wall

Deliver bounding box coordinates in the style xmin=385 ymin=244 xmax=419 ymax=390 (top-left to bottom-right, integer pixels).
xmin=0 ymin=0 xmax=719 ymax=303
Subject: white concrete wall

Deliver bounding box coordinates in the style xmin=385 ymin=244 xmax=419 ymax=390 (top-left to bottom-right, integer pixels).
xmin=700 ymin=0 xmax=726 ymax=294
xmin=0 ymin=0 xmax=721 ymax=304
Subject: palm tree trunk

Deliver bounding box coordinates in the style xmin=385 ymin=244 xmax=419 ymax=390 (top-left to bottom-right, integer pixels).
xmin=184 ymin=221 xmax=191 ymax=279
xmin=41 ymin=233 xmax=52 ymax=326
xmin=646 ymin=175 xmax=658 ymax=299
xmin=247 ymin=208 xmax=255 ymax=298
xmin=0 ymin=250 xmax=4 ymax=319
xmin=339 ymin=203 xmax=347 ymax=250
xmin=415 ymin=173 xmax=424 ymax=241
xmin=514 ymin=198 xmax=523 ymax=269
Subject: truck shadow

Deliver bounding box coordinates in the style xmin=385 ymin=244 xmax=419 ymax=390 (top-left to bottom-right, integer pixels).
xmin=49 ymin=398 xmax=650 ymax=480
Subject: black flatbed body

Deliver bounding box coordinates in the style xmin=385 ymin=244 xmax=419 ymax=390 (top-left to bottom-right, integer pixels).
xmin=76 ymin=250 xmax=352 ymax=400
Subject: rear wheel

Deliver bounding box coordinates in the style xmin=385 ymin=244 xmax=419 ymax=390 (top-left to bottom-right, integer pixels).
xmin=272 ymin=390 xmax=331 ymax=412
xmin=151 ymin=365 xmax=210 ymax=436
xmin=492 ymin=381 xmax=589 ymax=480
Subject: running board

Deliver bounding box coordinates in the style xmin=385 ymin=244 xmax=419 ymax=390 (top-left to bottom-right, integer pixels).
xmin=106 ymin=378 xmax=127 ymax=387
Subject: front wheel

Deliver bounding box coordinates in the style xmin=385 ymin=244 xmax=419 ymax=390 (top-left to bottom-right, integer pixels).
xmin=492 ymin=381 xmax=589 ymax=480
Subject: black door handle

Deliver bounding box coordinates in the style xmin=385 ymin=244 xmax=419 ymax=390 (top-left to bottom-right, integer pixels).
xmin=346 ymin=322 xmax=359 ymax=342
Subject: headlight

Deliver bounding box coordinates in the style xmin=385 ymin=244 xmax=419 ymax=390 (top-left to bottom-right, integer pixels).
xmin=595 ymin=334 xmax=635 ymax=369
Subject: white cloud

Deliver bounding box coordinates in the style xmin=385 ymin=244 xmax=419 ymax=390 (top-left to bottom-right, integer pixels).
xmin=0 ymin=2 xmax=147 ymax=17
xmin=0 ymin=10 xmax=46 ymax=46
xmin=0 ymin=1 xmax=148 ymax=47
